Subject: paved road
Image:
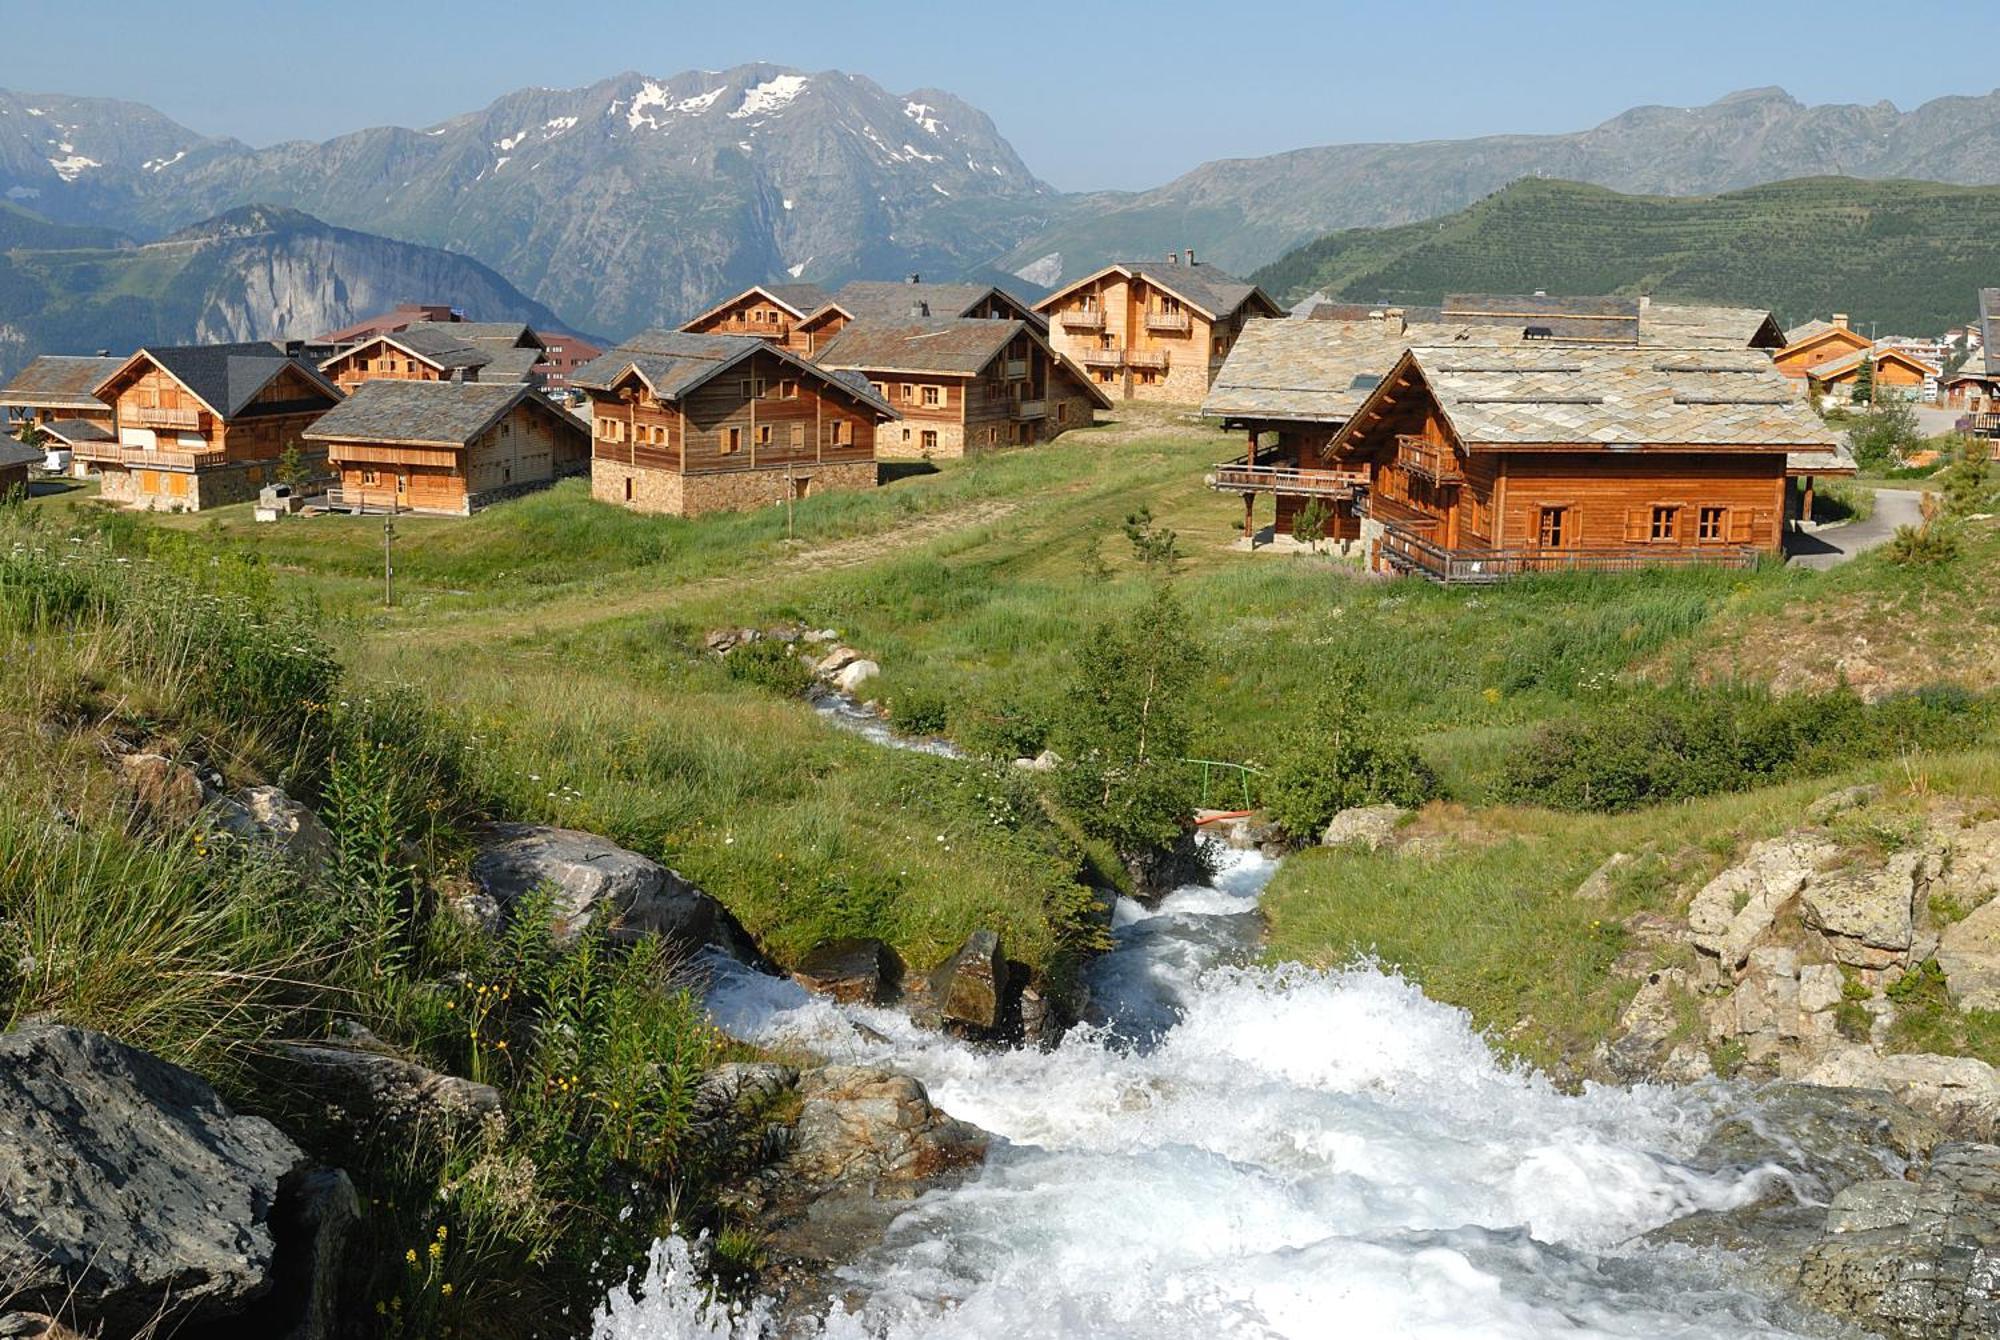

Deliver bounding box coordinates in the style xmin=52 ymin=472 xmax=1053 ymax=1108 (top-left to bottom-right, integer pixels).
xmin=1786 ymin=488 xmax=1926 ymax=570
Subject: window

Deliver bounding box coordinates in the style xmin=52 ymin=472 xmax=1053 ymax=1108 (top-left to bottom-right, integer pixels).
xmin=871 ymin=382 xmax=887 ymax=399
xmin=723 ymin=426 xmax=742 ymax=454
xmin=361 ymin=469 xmax=379 ymax=486
xmin=1698 ymin=506 xmax=1727 ymax=542
xmin=921 ymin=430 xmax=938 ymax=452
xmin=1056 ymin=403 xmax=1067 ymax=424
xmin=1214 ymin=337 xmax=1227 ymax=356
xmin=901 ymin=428 xmax=912 ymax=443
xmin=623 ymin=476 xmax=633 ymax=502
xmin=753 ymin=378 xmax=767 ymax=399
xmin=779 ymin=379 xmax=797 ymax=400
xmin=901 ymin=383 xmax=914 ymax=402
xmin=829 ymin=420 xmax=850 ymax=446
xmin=1650 ymin=505 xmax=1679 ymax=542
xmin=757 ymin=424 xmax=773 ymax=447
xmin=739 ymin=379 xmax=752 ymax=400
xmin=1537 ymin=506 xmax=1569 ymax=549
xmin=921 ymin=385 xmax=941 ymax=407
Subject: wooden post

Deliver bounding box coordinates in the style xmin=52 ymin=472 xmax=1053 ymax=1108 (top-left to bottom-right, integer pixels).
xmin=382 ymin=515 xmax=396 ymax=608
xmin=1242 ymin=491 xmax=1255 ymax=545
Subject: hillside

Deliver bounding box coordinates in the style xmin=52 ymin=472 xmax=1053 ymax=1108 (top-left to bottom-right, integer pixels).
xmin=998 ymin=86 xmax=2000 ymax=284
xmin=0 ymin=203 xmax=567 ymax=382
xmin=1249 ymin=176 xmax=2000 ymax=332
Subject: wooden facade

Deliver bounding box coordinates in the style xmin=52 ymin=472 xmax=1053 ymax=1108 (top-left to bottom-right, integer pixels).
xmin=301 ymin=382 xmax=589 ymax=516
xmin=0 ymin=356 xmax=123 ymax=455
xmin=1318 ymin=348 xmax=1841 ymax=582
xmin=679 ymin=285 xmax=850 ymax=357
xmin=1036 ymin=256 xmax=1283 ymax=404
xmin=1773 ymin=316 xmax=1873 ymax=379
xmin=84 ymin=344 xmax=342 ymax=511
xmin=1806 ymin=347 xmax=1938 ymax=402
xmin=815 ymin=319 xmax=1108 ymax=458
xmin=574 ymin=332 xmax=896 ymax=517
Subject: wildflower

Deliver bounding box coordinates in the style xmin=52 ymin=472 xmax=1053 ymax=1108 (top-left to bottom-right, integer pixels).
xmin=405 ymin=1248 xmax=418 ymax=1265
xmin=440 ymin=1283 xmax=454 ymax=1298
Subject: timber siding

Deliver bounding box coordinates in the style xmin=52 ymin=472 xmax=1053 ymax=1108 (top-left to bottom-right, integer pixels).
xmin=1036 ymin=258 xmax=1282 ymax=404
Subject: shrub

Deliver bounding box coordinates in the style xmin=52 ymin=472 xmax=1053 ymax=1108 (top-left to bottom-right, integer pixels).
xmin=884 ymin=680 xmax=951 ymax=736
xmin=1942 ymin=437 xmax=1996 ymax=517
xmin=1845 ymin=398 xmax=1921 ymax=471
xmin=1262 ymin=673 xmax=1440 ymax=841
xmin=722 ymin=638 xmax=814 ymax=697
xmin=1885 ymin=520 xmax=1961 ymax=567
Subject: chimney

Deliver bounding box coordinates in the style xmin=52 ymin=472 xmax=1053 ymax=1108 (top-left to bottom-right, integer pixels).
xmin=1638 ymin=294 xmax=1651 ymax=312
xmin=1383 ymin=307 xmax=1406 ymax=336
xmin=1185 ymin=249 xmax=1195 ymax=267
xmin=1833 ymin=313 xmax=1850 ymax=330
xmin=283 ymin=339 xmax=304 ymax=358
xmin=906 ymin=272 xmax=921 ymax=285
xmin=910 ymin=300 xmax=930 ymax=318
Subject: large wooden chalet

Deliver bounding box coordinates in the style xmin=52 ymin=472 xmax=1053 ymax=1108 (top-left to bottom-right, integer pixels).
xmin=301 ymin=380 xmax=588 ymax=515
xmin=572 ymin=331 xmax=897 ymax=517
xmin=1807 ymin=345 xmax=1939 ymax=403
xmin=320 ymin=322 xmax=548 ymax=393
xmin=1326 ymin=346 xmax=1846 ymax=582
xmin=813 ymin=318 xmax=1107 ymax=456
xmin=680 ymin=284 xmax=852 ymax=357
xmin=0 ymin=355 xmax=124 ymax=463
xmin=1943 ymin=288 xmax=2000 ymax=421
xmin=84 ymin=343 xmax=343 ymax=511
xmin=1036 ymin=253 xmax=1283 ymax=403
xmin=1773 ymin=315 xmax=1874 ymax=380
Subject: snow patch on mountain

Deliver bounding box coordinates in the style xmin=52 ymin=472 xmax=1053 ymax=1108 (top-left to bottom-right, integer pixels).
xmin=142 ymin=150 xmax=186 ymax=172
xmin=1015 ymin=252 xmax=1063 ymax=288
xmin=904 ymin=101 xmax=945 ymax=135
xmin=47 ymin=154 xmax=101 ymax=182
xmin=730 ymin=75 xmax=809 ymax=119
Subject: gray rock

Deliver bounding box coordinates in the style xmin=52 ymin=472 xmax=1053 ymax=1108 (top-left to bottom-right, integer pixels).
xmin=834 ymin=658 xmax=879 ymax=693
xmin=248 ymin=1166 xmax=359 ymax=1340
xmin=469 ymin=824 xmax=752 ymax=957
xmin=0 ymin=1024 xmax=303 ymax=1333
xmin=1797 ymin=1141 xmax=2000 ymax=1339
xmin=272 ymin=1031 xmax=501 ymax=1127
xmin=115 ymin=751 xmax=211 ymax=825
xmin=1688 ymin=836 xmax=1837 ymax=970
xmin=786 ymin=1066 xmax=987 ymax=1191
xmin=793 ymin=937 xmax=902 ymax=1005
xmin=1803 ymin=1047 xmax=2000 ymax=1141
xmin=1573 ymin=851 xmax=1635 ymax=901
xmin=1938 ymin=898 xmax=2000 ymax=1012
xmin=1011 ymin=748 xmax=1060 ymax=773
xmin=1937 ymin=819 xmax=2000 ymax=917
xmin=1803 ymin=849 xmax=1931 ymax=969
xmin=1597 ymin=968 xmax=1688 ymax=1081
xmin=1806 ymin=784 xmax=1882 ymax=825
xmin=1319 ymin=803 xmax=1407 ymax=852
xmin=206 ymin=785 xmax=333 ymax=872
xmin=814 ymin=646 xmax=863 ymax=677
xmin=929 ymin=930 xmax=1010 ymax=1033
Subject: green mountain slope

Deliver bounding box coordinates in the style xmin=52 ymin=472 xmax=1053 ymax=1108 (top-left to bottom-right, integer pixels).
xmin=1250 ymin=177 xmax=2000 ymax=332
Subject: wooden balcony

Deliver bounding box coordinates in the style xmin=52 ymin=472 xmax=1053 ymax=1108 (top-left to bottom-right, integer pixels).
xmin=706 ymin=320 xmax=789 ymax=340
xmin=1396 ymin=434 xmax=1463 ymax=484
xmin=1002 ymin=358 xmax=1029 ymax=380
xmin=1060 ymin=309 xmax=1105 ymax=330
xmin=1145 ymin=311 xmax=1192 ymax=334
xmin=1079 ymin=347 xmax=1127 ymax=368
xmin=1207 ymin=463 xmax=1367 ymax=497
xmin=1011 ymin=399 xmax=1047 ymax=420
xmin=69 ymin=442 xmax=226 ymax=471
xmin=124 ymin=405 xmax=207 ymax=431
xmin=323 ymin=487 xmax=407 ymax=514
xmin=1125 ymin=348 xmax=1170 ymax=371
xmin=1378 ymin=523 xmax=1758 ymax=585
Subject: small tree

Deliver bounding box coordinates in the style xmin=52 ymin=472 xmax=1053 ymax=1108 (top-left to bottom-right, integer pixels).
xmin=276 ymin=441 xmax=311 ymax=491
xmin=1262 ymin=665 xmax=1438 ymax=842
xmin=1850 ymin=357 xmax=1875 ymax=405
xmin=1291 ymin=498 xmax=1332 ymax=550
xmin=1122 ymin=506 xmax=1182 ymax=575
xmin=1943 ymin=435 xmax=1994 ymax=517
xmin=1050 ymin=584 xmax=1204 ymax=863
xmin=1846 ymin=397 xmax=1921 ymax=472
xmin=16 ymin=422 xmax=47 ymax=450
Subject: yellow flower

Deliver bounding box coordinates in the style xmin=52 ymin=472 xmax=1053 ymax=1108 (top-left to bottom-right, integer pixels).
xmin=428 ymin=1241 xmax=443 ymax=1261
xmin=435 ymin=1225 xmax=448 ymax=1242
xmin=441 ymin=1283 xmax=454 ymax=1298
xmin=405 ymin=1249 xmax=418 ymax=1265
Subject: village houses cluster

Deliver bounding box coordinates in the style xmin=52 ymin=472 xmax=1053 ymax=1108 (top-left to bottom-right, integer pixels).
xmin=3 ymin=259 xmax=1996 ymax=582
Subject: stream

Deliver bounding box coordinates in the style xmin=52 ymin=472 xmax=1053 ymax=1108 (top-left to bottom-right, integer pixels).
xmin=595 ymin=708 xmax=1839 ymax=1337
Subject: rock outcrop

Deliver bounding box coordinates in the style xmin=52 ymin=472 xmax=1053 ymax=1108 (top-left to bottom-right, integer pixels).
xmin=206 ymin=784 xmax=334 ymax=871
xmin=0 ymin=1024 xmax=308 ymax=1334
xmin=114 ymin=751 xmax=211 ymax=825
xmin=928 ymin=930 xmax=1011 ymax=1034
xmin=786 ymin=1066 xmax=988 ymax=1190
xmin=793 ymin=937 xmax=902 ymax=1005
xmin=273 ymin=1023 xmax=501 ymax=1129
xmin=1320 ymin=803 xmax=1408 ymax=852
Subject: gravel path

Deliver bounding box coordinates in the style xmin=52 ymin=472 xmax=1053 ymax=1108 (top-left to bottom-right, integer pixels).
xmin=1785 ymin=488 xmax=1926 ymax=570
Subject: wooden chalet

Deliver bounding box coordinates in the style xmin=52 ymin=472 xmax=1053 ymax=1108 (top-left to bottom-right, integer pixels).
xmin=1324 ymin=346 xmax=1846 ymax=583
xmin=571 ymin=331 xmax=897 ymax=517
xmin=1807 ymin=345 xmax=1939 ymax=403
xmin=320 ymin=322 xmax=548 ymax=393
xmin=84 ymin=343 xmax=343 ymax=511
xmin=1773 ymin=315 xmax=1874 ymax=379
xmin=1036 ymin=252 xmax=1283 ymax=403
xmin=1944 ymin=288 xmax=2000 ymax=420
xmin=679 ymin=284 xmax=851 ymax=357
xmin=301 ymin=380 xmax=588 ymax=515
xmin=0 ymin=355 xmax=122 ymax=462
xmin=0 ymin=439 xmax=40 ymax=498
xmin=1301 ymin=293 xmax=1785 ymax=350
xmin=813 ymin=318 xmax=1107 ymax=457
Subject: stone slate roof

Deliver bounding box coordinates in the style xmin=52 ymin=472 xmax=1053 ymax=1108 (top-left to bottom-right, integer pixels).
xmin=1037 ymin=261 xmax=1277 ymax=322
xmin=477 ymin=347 xmax=546 ymax=384
xmin=816 ymin=318 xmax=1027 ymax=376
xmin=37 ymin=418 xmax=115 ymax=446
xmin=1202 ymin=317 xmax=1515 ymax=423
xmin=302 ymin=380 xmax=564 ymax=448
xmin=0 ymin=439 xmax=43 ymax=469
xmin=364 ymin=326 xmax=494 ymax=371
xmin=1443 ymin=293 xmax=1641 ymax=342
xmin=0 ymin=355 xmax=123 ymax=410
xmin=1398 ymin=346 xmax=1839 ymax=448
xmin=570 ymin=330 xmax=897 ymax=417
xmin=1639 ymin=303 xmax=1785 ymax=349
xmin=438 ymin=321 xmax=544 ymax=349
xmin=112 ymin=343 xmax=342 ymax=419
xmin=831 ymin=280 xmax=1038 ymax=325
xmin=681 ymin=284 xmax=838 ymax=329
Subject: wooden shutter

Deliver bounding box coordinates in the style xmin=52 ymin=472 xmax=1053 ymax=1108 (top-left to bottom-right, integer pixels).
xmin=1623 ymin=508 xmax=1648 ymax=543
xmin=1727 ymin=509 xmax=1753 ymax=543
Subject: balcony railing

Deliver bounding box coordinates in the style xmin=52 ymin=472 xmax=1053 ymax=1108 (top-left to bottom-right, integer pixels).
xmin=1002 ymin=358 xmax=1029 ymax=380
xmin=1079 ymin=348 xmax=1126 ymax=368
xmin=1396 ymin=434 xmax=1463 ymax=484
xmin=1060 ymin=309 xmax=1106 ymax=330
xmin=707 ymin=320 xmax=790 ymax=340
xmin=1011 ymin=399 xmax=1047 ymax=420
xmin=1378 ymin=524 xmax=1759 ymax=585
xmin=1125 ymin=348 xmax=1170 ymax=371
xmin=1145 ymin=311 xmax=1192 ymax=334
xmin=1206 ymin=463 xmax=1368 ymax=496
xmin=70 ymin=442 xmax=227 ymax=471
xmin=124 ymin=405 xmax=206 ymax=431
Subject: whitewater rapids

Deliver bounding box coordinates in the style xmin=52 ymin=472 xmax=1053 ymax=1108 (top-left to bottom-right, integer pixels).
xmin=598 ymin=846 xmax=1836 ymax=1338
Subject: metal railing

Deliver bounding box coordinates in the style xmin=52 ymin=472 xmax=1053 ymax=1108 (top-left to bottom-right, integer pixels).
xmin=1182 ymin=758 xmax=1267 ymax=812
xmin=1395 ymin=434 xmax=1462 ymax=483
xmin=1378 ymin=524 xmax=1760 ymax=585
xmin=1059 ymin=309 xmax=1105 ymax=330
xmin=1145 ymin=311 xmax=1192 ymax=334
xmin=1206 ymin=462 xmax=1367 ymax=496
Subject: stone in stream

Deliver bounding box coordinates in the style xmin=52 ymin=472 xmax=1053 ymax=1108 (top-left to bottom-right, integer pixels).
xmin=0 ymin=1024 xmax=316 ymax=1334
xmin=927 ymin=929 xmax=1011 ymax=1033
xmin=834 ymin=658 xmax=880 ymax=693
xmin=793 ymin=937 xmax=904 ymax=1005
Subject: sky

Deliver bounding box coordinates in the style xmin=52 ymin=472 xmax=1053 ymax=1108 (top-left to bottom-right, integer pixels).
xmin=8 ymin=0 xmax=1998 ymax=191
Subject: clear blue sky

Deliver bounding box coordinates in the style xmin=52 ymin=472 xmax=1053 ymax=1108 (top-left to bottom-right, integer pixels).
xmin=11 ymin=0 xmax=1996 ymax=191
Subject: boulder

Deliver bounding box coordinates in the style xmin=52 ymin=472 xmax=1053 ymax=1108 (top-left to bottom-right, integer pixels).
xmin=115 ymin=751 xmax=211 ymax=826
xmin=834 ymin=659 xmax=879 ymax=694
xmin=206 ymin=785 xmax=333 ymax=872
xmin=1803 ymin=1047 xmax=2000 ymax=1142
xmin=0 ymin=1024 xmax=304 ymax=1333
xmin=1122 ymin=829 xmax=1213 ymax=898
xmin=793 ymin=937 xmax=902 ymax=1005
xmin=1011 ymin=748 xmax=1060 ymax=773
xmin=272 ymin=1027 xmax=501 ymax=1128
xmin=469 ymin=824 xmax=755 ymax=959
xmin=1802 ymin=849 xmax=1931 ymax=969
xmin=1572 ymin=851 xmax=1634 ymax=901
xmin=704 ymin=627 xmax=758 ymax=654
xmin=1938 ymin=819 xmax=2000 ymax=916
xmin=1938 ymin=898 xmax=2000 ymax=1012
xmin=1805 ymin=783 xmax=1882 ymax=825
xmin=814 ymin=646 xmax=863 ymax=677
xmin=1596 ymin=968 xmax=1687 ymax=1081
xmin=929 ymin=930 xmax=1010 ymax=1033
xmin=243 ymin=1166 xmax=360 ymax=1340
xmin=786 ymin=1066 xmax=987 ymax=1190
xmin=1320 ymin=803 xmax=1407 ymax=852
xmin=1796 ymin=1141 xmax=2000 ymax=1339
xmin=1687 ymin=836 xmax=1836 ymax=970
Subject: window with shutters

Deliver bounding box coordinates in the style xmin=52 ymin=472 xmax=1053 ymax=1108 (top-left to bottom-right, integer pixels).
xmin=922 ymin=385 xmax=941 ymax=407
xmin=1697 ymin=506 xmax=1727 ymax=542
xmin=921 ymin=430 xmax=938 ymax=451
xmin=757 ymin=425 xmax=773 ymax=447
xmin=723 ymin=426 xmax=741 ymax=454
xmin=780 ymin=379 xmax=797 ymax=400
xmin=829 ymin=420 xmax=850 ymax=446
xmin=1537 ymin=506 xmax=1569 ymax=549
xmin=1650 ymin=506 xmax=1680 ymax=542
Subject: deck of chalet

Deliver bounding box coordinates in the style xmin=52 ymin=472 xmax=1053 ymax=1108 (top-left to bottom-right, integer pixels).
xmin=571 ymin=331 xmax=897 ymax=517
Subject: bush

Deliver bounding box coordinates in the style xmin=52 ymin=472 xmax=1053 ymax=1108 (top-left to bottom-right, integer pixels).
xmin=1845 ymin=398 xmax=1922 ymax=472
xmin=1886 ymin=520 xmax=1962 ymax=567
xmin=1495 ymin=684 xmax=1982 ymax=813
xmin=722 ymin=638 xmax=814 ymax=697
xmin=884 ymin=680 xmax=951 ymax=736
xmin=1262 ymin=674 xmax=1440 ymax=841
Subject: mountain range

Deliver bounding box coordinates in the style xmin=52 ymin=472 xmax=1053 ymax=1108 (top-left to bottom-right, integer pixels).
xmin=0 ymin=203 xmax=564 ymax=383
xmin=5 ymin=73 xmax=2000 ymax=341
